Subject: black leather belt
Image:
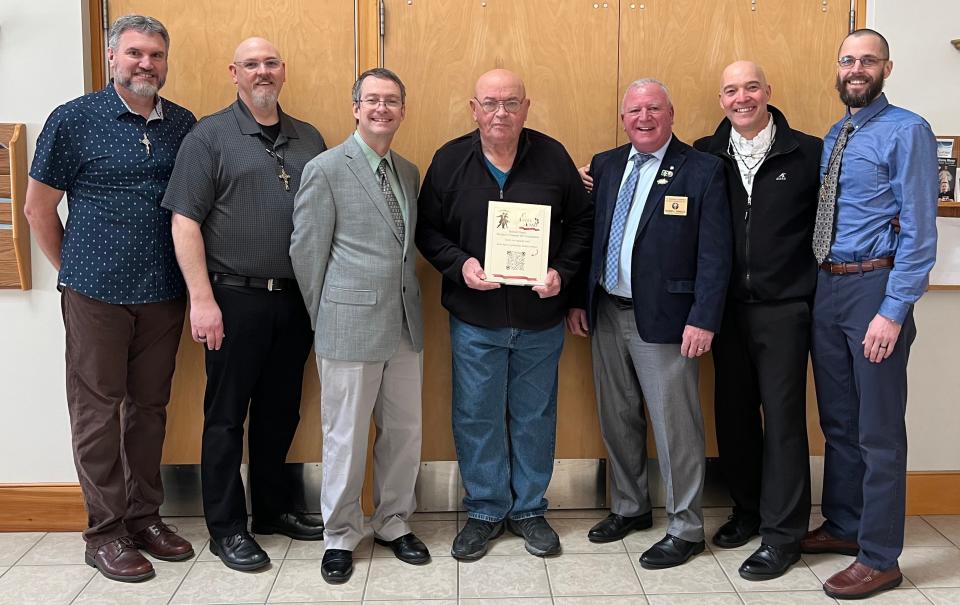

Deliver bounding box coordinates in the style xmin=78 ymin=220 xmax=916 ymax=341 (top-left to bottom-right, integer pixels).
xmin=604 ymin=289 xmax=633 ymax=310
xmin=210 ymin=272 xmax=295 ymax=291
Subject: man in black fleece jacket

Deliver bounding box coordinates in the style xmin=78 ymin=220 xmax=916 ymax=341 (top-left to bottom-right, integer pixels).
xmin=694 ymin=60 xmax=822 ymax=581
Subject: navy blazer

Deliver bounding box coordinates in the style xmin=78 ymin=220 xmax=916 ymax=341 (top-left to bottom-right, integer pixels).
xmin=585 ymin=136 xmax=733 ymax=343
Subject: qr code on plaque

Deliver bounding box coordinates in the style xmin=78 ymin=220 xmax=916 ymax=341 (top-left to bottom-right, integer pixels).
xmin=506 ymin=251 xmax=526 ymax=271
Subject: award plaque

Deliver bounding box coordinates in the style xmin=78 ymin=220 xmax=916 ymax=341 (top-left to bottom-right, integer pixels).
xmin=483 ymin=201 xmax=551 ymax=286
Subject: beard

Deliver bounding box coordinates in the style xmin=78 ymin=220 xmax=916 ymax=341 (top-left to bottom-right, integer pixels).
xmin=250 ymin=82 xmax=279 ymax=109
xmin=836 ymin=73 xmax=884 ymax=108
xmin=115 ymin=70 xmax=164 ymax=98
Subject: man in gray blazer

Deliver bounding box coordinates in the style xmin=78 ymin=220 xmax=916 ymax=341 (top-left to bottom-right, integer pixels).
xmin=290 ymin=68 xmax=427 ymax=584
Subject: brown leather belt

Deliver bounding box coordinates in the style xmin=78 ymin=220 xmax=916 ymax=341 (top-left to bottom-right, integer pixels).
xmin=819 ymin=256 xmax=894 ymax=275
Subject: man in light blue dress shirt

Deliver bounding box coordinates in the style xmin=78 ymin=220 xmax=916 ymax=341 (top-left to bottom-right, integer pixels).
xmin=801 ymin=29 xmax=938 ymax=601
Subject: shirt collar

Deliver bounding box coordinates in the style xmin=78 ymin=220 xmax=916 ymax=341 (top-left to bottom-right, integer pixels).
xmin=846 ymin=92 xmax=889 ymax=129
xmin=353 ymin=130 xmax=394 ymax=174
xmin=231 ymin=96 xmax=299 ymax=140
xmin=729 ymin=113 xmax=776 ymax=152
xmin=629 ymin=135 xmax=672 ymax=163
xmin=108 ymin=81 xmax=164 ymax=122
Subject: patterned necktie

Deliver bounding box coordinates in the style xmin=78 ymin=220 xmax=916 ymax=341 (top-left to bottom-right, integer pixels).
xmin=377 ymin=158 xmax=405 ymax=242
xmin=812 ymin=120 xmax=854 ymax=264
xmin=603 ymin=153 xmax=653 ymax=291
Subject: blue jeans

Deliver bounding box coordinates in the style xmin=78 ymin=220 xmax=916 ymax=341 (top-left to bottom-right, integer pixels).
xmin=449 ymin=316 xmax=564 ymax=522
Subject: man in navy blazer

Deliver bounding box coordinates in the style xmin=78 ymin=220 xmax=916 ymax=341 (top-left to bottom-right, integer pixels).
xmin=568 ymin=78 xmax=732 ymax=569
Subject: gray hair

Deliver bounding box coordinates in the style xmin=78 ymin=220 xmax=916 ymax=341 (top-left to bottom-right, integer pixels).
xmin=108 ymin=15 xmax=170 ymax=51
xmin=352 ymin=68 xmax=406 ymax=105
xmin=622 ymin=78 xmax=672 ymax=107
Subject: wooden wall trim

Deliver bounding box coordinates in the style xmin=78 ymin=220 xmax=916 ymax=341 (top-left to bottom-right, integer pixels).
xmin=88 ymin=0 xmax=106 ymax=90
xmin=855 ymin=0 xmax=868 ymax=29
xmin=0 ymin=484 xmax=87 ymax=532
xmin=357 ymin=0 xmax=381 ymax=73
xmin=906 ymin=471 xmax=960 ymax=515
xmin=2 ymin=471 xmax=958 ymax=531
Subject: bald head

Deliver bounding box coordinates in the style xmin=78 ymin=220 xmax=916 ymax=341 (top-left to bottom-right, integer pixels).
xmin=233 ymin=37 xmax=280 ymax=62
xmin=474 ymin=69 xmax=527 ymax=100
xmin=721 ymin=61 xmax=768 ymax=91
xmin=719 ymin=60 xmax=772 ymax=139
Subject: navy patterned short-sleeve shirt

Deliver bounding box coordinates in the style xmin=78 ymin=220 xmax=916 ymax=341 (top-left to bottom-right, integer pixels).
xmin=30 ymin=83 xmax=196 ymax=304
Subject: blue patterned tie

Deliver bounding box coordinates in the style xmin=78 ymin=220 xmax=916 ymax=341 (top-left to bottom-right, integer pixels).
xmin=603 ymin=153 xmax=653 ymax=291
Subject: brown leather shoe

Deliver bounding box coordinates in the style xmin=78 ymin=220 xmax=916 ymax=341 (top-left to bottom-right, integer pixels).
xmin=131 ymin=521 xmax=195 ymax=561
xmin=800 ymin=524 xmax=859 ymax=556
xmin=85 ymin=537 xmax=155 ymax=582
xmin=824 ymin=561 xmax=902 ymax=599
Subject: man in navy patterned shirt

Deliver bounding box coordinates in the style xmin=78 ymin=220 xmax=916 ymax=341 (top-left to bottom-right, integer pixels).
xmin=25 ymin=15 xmax=196 ymax=583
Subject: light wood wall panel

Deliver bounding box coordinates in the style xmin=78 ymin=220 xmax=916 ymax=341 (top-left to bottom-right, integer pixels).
xmin=617 ymin=0 xmax=849 ymax=455
xmin=103 ymin=0 xmax=847 ymax=465
xmin=382 ymin=0 xmax=621 ymax=460
xmin=108 ymin=0 xmax=358 ymax=462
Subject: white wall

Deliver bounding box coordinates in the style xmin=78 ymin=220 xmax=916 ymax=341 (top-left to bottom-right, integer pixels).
xmin=0 ymin=1 xmax=956 ymax=484
xmin=0 ymin=0 xmax=88 ymax=482
xmin=868 ymin=0 xmax=960 ymax=471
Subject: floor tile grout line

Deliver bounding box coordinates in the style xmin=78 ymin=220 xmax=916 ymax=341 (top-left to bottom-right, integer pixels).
xmin=919 ymin=515 xmax=960 ymax=548
xmin=166 ymin=538 xmax=205 ymax=605
xmin=8 ymin=531 xmax=47 ymax=567
xmin=263 ymin=556 xmax=285 ymax=605
xmin=624 ymin=543 xmax=648 ymax=599
xmin=67 ymin=562 xmax=98 ymax=605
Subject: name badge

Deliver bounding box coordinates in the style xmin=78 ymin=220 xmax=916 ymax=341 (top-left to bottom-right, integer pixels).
xmin=664 ymin=195 xmax=688 ymax=216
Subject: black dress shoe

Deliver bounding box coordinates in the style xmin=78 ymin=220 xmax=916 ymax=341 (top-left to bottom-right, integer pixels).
xmin=374 ymin=532 xmax=431 ymax=565
xmin=321 ymin=549 xmax=354 ymax=584
xmin=209 ymin=532 xmax=269 ymax=572
xmin=251 ymin=512 xmax=324 ymax=541
xmin=712 ymin=514 xmax=760 ymax=549
xmin=587 ymin=512 xmax=653 ymax=543
xmin=639 ymin=534 xmax=705 ymax=569
xmin=738 ymin=544 xmax=801 ymax=581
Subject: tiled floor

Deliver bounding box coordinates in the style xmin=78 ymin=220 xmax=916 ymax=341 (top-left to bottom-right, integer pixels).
xmin=2 ymin=508 xmax=959 ymax=604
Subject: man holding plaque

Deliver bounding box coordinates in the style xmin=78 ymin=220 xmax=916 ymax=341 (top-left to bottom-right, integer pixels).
xmin=567 ymin=79 xmax=731 ymax=569
xmin=416 ymin=69 xmax=592 ymax=560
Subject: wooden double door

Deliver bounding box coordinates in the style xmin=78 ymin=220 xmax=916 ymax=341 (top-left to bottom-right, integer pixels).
xmin=105 ymin=0 xmax=847 ymax=467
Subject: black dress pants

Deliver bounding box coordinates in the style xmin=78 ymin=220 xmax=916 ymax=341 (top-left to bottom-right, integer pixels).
xmin=713 ymin=299 xmax=812 ymax=546
xmin=200 ymin=284 xmax=314 ymax=538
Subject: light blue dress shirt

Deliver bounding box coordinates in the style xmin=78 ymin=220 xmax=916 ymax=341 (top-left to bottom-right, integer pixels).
xmin=822 ymin=93 xmax=938 ymax=323
xmin=608 ymin=137 xmax=672 ymax=298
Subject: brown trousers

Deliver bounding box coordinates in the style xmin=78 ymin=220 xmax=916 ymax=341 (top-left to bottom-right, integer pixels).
xmin=61 ymin=288 xmax=185 ymax=547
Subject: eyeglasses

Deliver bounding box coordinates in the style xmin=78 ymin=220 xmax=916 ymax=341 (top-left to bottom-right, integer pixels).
xmin=233 ymin=59 xmax=283 ymax=72
xmin=356 ymin=97 xmax=403 ymax=109
xmin=838 ymin=55 xmax=887 ymax=69
xmin=474 ymin=98 xmax=525 ymax=114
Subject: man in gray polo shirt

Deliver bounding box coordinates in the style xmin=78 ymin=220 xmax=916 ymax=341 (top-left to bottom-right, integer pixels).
xmin=162 ymin=37 xmax=326 ymax=572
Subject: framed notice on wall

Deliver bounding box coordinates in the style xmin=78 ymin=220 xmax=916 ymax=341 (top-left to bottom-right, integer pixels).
xmin=931 ymin=135 xmax=960 ymax=289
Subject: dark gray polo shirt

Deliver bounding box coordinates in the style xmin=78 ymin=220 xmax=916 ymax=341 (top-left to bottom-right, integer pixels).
xmin=162 ymin=98 xmax=326 ymax=279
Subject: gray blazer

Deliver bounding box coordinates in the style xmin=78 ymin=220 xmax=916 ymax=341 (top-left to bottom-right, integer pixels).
xmin=290 ymin=135 xmax=423 ymax=362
